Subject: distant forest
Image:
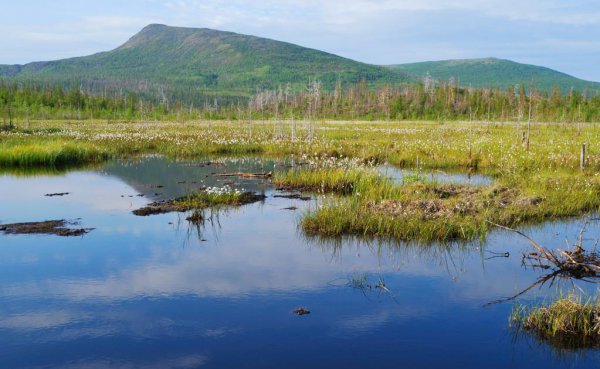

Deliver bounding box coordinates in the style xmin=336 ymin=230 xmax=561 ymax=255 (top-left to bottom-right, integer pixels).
xmin=1 ymin=79 xmax=598 ymax=125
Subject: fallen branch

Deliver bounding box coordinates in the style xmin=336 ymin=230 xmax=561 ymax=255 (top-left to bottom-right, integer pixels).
xmin=486 ymin=220 xmax=600 ymax=305
xmin=214 ymin=172 xmax=272 ymax=178
xmin=486 ymin=221 xmax=559 ymax=265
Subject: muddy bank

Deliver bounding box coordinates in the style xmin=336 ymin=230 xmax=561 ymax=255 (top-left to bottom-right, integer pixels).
xmin=0 ymin=220 xmax=94 ymax=237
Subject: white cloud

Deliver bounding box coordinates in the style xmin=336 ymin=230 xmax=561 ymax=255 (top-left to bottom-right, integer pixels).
xmin=158 ymin=0 xmax=600 ymax=27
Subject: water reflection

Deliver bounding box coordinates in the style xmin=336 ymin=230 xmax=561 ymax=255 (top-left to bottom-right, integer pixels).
xmin=101 ymin=156 xmax=281 ymax=201
xmin=378 ymin=165 xmax=494 ymax=186
xmin=0 ymin=157 xmax=598 ymax=368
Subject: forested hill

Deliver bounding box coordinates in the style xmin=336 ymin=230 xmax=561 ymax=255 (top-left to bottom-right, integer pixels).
xmin=389 ymin=58 xmax=600 ymax=93
xmin=2 ymin=26 xmax=599 ymax=103
xmin=0 ymin=24 xmax=407 ymax=100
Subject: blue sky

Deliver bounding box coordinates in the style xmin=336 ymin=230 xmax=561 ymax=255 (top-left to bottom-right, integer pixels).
xmin=2 ymin=0 xmax=600 ymax=81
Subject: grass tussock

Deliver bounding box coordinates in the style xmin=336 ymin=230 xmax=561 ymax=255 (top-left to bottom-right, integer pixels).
xmin=275 ymin=166 xmax=600 ymax=242
xmin=133 ymin=187 xmax=266 ymax=216
xmin=511 ymin=297 xmax=600 ymax=349
xmin=175 ymin=188 xmax=266 ymax=208
xmin=273 ymin=168 xmax=387 ymax=195
xmin=0 ymin=141 xmax=110 ymax=167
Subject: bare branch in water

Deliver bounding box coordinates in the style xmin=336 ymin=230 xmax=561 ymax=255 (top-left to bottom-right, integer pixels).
xmin=485 ymin=220 xmax=600 ymax=306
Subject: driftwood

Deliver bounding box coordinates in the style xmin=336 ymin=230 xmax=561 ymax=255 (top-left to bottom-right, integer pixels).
xmin=486 ymin=221 xmax=600 ymax=306
xmin=214 ymin=172 xmax=272 ymax=179
xmin=273 ymin=193 xmax=312 ymax=201
xmin=44 ymin=192 xmax=70 ymax=197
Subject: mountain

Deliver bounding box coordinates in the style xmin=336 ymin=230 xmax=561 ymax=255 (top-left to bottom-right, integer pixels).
xmin=2 ymin=26 xmax=598 ymax=101
xmin=0 ymin=65 xmax=23 ymax=77
xmin=0 ymin=24 xmax=407 ymax=100
xmin=389 ymin=58 xmax=600 ymax=93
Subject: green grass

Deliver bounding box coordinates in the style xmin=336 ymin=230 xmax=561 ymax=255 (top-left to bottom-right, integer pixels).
xmin=1 ymin=119 xmax=599 ymax=241
xmin=0 ymin=140 xmax=111 ymax=167
xmin=276 ymin=170 xmax=485 ymax=241
xmin=301 ymin=197 xmax=483 ymax=241
xmin=511 ymin=297 xmax=600 ymax=349
xmin=274 ymin=166 xmax=600 ymax=242
xmin=273 ymin=168 xmax=387 ymax=195
xmin=2 ymin=119 xmax=599 ymax=173
xmin=175 ymin=188 xmax=265 ymax=208
xmin=133 ymin=186 xmax=266 ymax=216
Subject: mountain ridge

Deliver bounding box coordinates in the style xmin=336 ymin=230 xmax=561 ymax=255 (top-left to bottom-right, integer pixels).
xmin=388 ymin=57 xmax=600 ymax=92
xmin=0 ymin=24 xmax=406 ymax=100
xmin=1 ymin=25 xmax=598 ymax=100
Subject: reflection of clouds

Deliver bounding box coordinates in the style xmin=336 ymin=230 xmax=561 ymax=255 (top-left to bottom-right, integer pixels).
xmin=50 ymin=325 xmax=120 ymax=342
xmin=447 ymin=220 xmax=600 ymax=304
xmin=0 ymin=306 xmax=241 ymax=345
xmin=335 ymin=306 xmax=433 ymax=336
xmin=2 ymin=160 xmax=599 ymax=368
xmin=4 ymin=164 xmax=594 ymax=294
xmin=43 ymin=355 xmax=207 ymax=369
xmin=0 ymin=230 xmax=477 ymax=302
xmin=0 ymin=201 xmax=567 ymax=307
xmin=0 ymin=172 xmax=147 ymax=222
xmin=0 ymin=310 xmax=86 ymax=330
xmin=47 ymin=318 xmax=238 ymax=343
xmin=0 ymin=159 xmax=483 ymax=304
xmin=0 ymin=228 xmax=483 ymax=303
xmin=2 ymin=242 xmax=344 ymax=300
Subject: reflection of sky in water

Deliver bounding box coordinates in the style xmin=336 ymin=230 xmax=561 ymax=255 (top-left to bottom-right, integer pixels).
xmin=378 ymin=165 xmax=494 ymax=186
xmin=0 ymin=158 xmax=598 ymax=368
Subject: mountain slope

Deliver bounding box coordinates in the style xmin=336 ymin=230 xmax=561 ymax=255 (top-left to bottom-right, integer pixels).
xmin=0 ymin=24 xmax=407 ymax=97
xmin=389 ymin=58 xmax=600 ymax=93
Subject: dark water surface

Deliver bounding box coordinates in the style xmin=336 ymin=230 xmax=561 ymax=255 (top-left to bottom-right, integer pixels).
xmin=0 ymin=157 xmax=598 ymax=368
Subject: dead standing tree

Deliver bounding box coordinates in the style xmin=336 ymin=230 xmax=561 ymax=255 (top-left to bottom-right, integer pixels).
xmin=306 ymin=79 xmax=321 ymax=143
xmin=1 ymin=97 xmax=14 ymax=130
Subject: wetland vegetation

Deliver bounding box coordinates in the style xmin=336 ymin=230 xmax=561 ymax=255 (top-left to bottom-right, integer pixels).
xmin=2 ymin=116 xmax=597 ymax=243
xmin=2 ymin=79 xmax=600 ymax=364
xmin=511 ymin=297 xmax=600 ymax=350
xmin=3 ymin=15 xmax=600 ymax=367
xmin=132 ymin=186 xmax=266 ymax=216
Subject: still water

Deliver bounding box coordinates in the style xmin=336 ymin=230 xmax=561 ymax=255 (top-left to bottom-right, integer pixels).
xmin=0 ymin=157 xmax=598 ymax=368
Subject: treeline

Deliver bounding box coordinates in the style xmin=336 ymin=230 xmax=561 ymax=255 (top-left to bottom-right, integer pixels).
xmin=247 ymin=79 xmax=600 ymax=122
xmin=0 ymin=80 xmax=261 ymax=126
xmin=1 ymin=79 xmax=599 ymax=125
